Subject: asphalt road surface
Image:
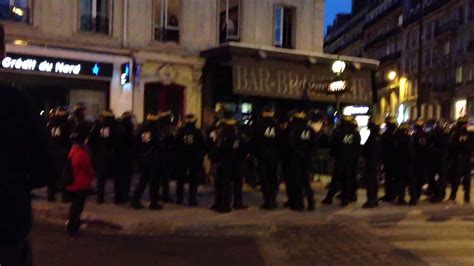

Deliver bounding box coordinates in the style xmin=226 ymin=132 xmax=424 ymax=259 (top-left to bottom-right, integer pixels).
xmin=30 ymin=222 xmax=265 ymax=266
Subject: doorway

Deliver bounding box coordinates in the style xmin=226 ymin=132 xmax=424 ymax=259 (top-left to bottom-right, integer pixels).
xmin=144 ymin=82 xmax=185 ymax=121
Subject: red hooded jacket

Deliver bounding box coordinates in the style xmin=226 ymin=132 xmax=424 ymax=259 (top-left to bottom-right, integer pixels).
xmin=67 ymin=144 xmax=95 ymax=192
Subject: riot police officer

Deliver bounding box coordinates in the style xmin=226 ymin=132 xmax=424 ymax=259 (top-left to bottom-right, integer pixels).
xmin=380 ymin=116 xmax=398 ymax=203
xmin=46 ymin=107 xmax=72 ymax=202
xmin=393 ymin=122 xmax=416 ymax=205
xmin=323 ymin=115 xmax=360 ymax=207
xmin=130 ymin=113 xmax=162 ymax=210
xmin=157 ymin=111 xmax=175 ymax=203
xmin=412 ymin=119 xmax=430 ymax=205
xmin=362 ymin=117 xmax=382 ymax=208
xmin=449 ymin=116 xmax=473 ymax=204
xmin=288 ymin=110 xmax=316 ymax=211
xmin=89 ymin=110 xmax=120 ymax=204
xmin=116 ymin=112 xmax=135 ymax=204
xmin=213 ymin=111 xmax=245 ymax=213
xmin=428 ymin=121 xmax=450 ymax=203
xmin=175 ymin=114 xmax=206 ymax=206
xmin=254 ymin=107 xmax=281 ymax=210
xmin=69 ymin=103 xmax=91 ymax=137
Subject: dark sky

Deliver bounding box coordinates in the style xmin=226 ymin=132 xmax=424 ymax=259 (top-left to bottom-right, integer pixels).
xmin=325 ymin=0 xmax=352 ymax=33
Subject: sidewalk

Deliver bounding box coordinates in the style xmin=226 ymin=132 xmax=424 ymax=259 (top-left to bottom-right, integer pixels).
xmin=32 ymin=179 xmax=474 ymax=235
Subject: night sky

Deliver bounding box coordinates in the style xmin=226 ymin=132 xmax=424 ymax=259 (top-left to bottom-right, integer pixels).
xmin=325 ymin=0 xmax=352 ymax=33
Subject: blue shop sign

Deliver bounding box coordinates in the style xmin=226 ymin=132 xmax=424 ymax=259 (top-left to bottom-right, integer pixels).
xmin=1 ymin=53 xmax=114 ymax=78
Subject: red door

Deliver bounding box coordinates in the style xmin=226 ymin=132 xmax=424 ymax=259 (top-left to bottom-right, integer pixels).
xmin=144 ymin=83 xmax=185 ymax=121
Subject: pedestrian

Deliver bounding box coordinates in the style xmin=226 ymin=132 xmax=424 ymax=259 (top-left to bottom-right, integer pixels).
xmin=212 ymin=111 xmax=245 ymax=213
xmin=157 ymin=111 xmax=175 ymax=203
xmin=0 ymin=84 xmax=54 ymax=266
xmin=175 ymin=114 xmax=206 ymax=206
xmin=254 ymin=107 xmax=281 ymax=210
xmin=323 ymin=115 xmax=360 ymax=207
xmin=66 ymin=130 xmax=95 ymax=237
xmin=449 ymin=116 xmax=473 ymax=204
xmin=130 ymin=113 xmax=162 ymax=210
xmin=379 ymin=116 xmax=398 ymax=203
xmin=47 ymin=107 xmax=72 ymax=202
xmin=411 ymin=119 xmax=430 ymax=205
xmin=393 ymin=122 xmax=416 ymax=205
xmin=88 ymin=110 xmax=120 ymax=204
xmin=362 ymin=117 xmax=382 ymax=208
xmin=288 ymin=110 xmax=316 ymax=211
xmin=116 ymin=111 xmax=136 ymax=204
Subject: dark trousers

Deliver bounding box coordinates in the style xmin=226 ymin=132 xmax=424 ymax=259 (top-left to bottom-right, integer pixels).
xmin=333 ymin=161 xmax=356 ymax=204
xmin=48 ymin=151 xmax=68 ymax=201
xmin=413 ymin=162 xmax=427 ymax=200
xmin=258 ymin=159 xmax=279 ymax=207
xmin=67 ymin=191 xmax=88 ymax=235
xmin=395 ymin=170 xmax=415 ymax=202
xmin=176 ymin=166 xmax=200 ymax=204
xmin=451 ymin=157 xmax=471 ymax=200
xmin=430 ymin=159 xmax=447 ymax=200
xmin=214 ymin=160 xmax=243 ymax=211
xmin=282 ymin=160 xmax=295 ymax=206
xmin=365 ymin=163 xmax=378 ymax=203
xmin=383 ymin=163 xmax=397 ymax=200
xmin=0 ymin=240 xmax=32 ymax=266
xmin=159 ymin=166 xmax=172 ymax=201
xmin=133 ymin=162 xmax=159 ymax=204
xmin=116 ymin=158 xmax=133 ymax=203
xmin=293 ymin=157 xmax=314 ymax=208
xmin=96 ymin=161 xmax=118 ymax=202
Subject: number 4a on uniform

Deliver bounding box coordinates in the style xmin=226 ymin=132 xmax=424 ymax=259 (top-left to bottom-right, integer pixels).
xmin=300 ymin=130 xmax=310 ymax=140
xmin=264 ymin=127 xmax=276 ymax=138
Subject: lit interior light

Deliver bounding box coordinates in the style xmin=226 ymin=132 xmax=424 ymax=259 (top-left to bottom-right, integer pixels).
xmin=12 ymin=7 xmax=24 ymax=17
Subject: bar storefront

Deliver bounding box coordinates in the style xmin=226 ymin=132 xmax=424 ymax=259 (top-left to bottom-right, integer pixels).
xmin=200 ymin=43 xmax=379 ymax=128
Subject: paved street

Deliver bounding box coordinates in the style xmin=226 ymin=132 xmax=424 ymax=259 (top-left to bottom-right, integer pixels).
xmin=30 ymin=180 xmax=474 ymax=265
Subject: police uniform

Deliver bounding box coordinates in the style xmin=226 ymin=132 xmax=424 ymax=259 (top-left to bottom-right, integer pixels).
xmin=254 ymin=109 xmax=281 ymax=210
xmin=288 ymin=111 xmax=316 ymax=210
xmin=449 ymin=117 xmax=473 ymax=203
xmin=88 ymin=110 xmax=120 ymax=204
xmin=324 ymin=116 xmax=361 ymax=206
xmin=380 ymin=117 xmax=398 ymax=202
xmin=157 ymin=112 xmax=175 ymax=203
xmin=130 ymin=114 xmax=162 ymax=210
xmin=175 ymin=114 xmax=206 ymax=206
xmin=362 ymin=118 xmax=382 ymax=208
xmin=116 ymin=112 xmax=135 ymax=204
xmin=393 ymin=123 xmax=416 ymax=205
xmin=46 ymin=108 xmax=72 ymax=202
xmin=428 ymin=122 xmax=450 ymax=202
xmin=213 ymin=115 xmax=244 ymax=213
xmin=412 ymin=120 xmax=430 ymax=204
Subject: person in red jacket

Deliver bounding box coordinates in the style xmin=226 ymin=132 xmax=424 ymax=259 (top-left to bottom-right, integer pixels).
xmin=66 ymin=131 xmax=95 ymax=237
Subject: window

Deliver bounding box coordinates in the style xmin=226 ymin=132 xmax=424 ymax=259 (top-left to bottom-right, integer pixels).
xmin=444 ymin=41 xmax=450 ymax=56
xmin=398 ymin=14 xmax=403 ymax=26
xmin=274 ymin=5 xmax=295 ymax=49
xmin=219 ymin=0 xmax=240 ymax=44
xmin=458 ymin=7 xmax=464 ymax=24
xmin=80 ymin=0 xmax=111 ymax=34
xmin=467 ymin=66 xmax=473 ymax=82
xmin=455 ymin=66 xmax=463 ymax=84
xmin=154 ymin=0 xmax=180 ymax=43
xmin=0 ymin=0 xmax=31 ymax=23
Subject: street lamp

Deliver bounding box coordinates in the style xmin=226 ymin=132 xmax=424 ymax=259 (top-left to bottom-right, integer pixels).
xmin=387 ymin=71 xmax=397 ymax=81
xmin=330 ymin=60 xmax=347 ymax=112
xmin=332 ymin=60 xmax=346 ymax=76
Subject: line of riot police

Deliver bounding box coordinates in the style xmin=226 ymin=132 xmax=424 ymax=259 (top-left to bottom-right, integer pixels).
xmin=46 ymin=102 xmax=474 ymax=212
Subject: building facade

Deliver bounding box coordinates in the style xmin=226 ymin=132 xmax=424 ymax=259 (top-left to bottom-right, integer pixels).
xmin=1 ymin=0 xmax=331 ymax=125
xmin=325 ymin=0 xmax=474 ymax=122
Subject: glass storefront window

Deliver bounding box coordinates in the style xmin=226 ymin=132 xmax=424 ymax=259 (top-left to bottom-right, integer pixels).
xmin=79 ymin=0 xmax=112 ymax=35
xmin=0 ymin=0 xmax=31 ymax=23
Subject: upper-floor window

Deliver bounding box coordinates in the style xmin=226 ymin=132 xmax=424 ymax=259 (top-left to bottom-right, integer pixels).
xmin=79 ymin=0 xmax=112 ymax=34
xmin=455 ymin=66 xmax=463 ymax=84
xmin=0 ymin=0 xmax=31 ymax=23
xmin=219 ymin=0 xmax=240 ymax=44
xmin=274 ymin=5 xmax=295 ymax=49
xmin=154 ymin=0 xmax=179 ymax=43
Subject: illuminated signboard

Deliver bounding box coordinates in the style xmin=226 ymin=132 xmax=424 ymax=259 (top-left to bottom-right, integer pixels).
xmin=327 ymin=80 xmax=348 ymax=94
xmin=121 ymin=62 xmax=131 ymax=85
xmin=1 ymin=53 xmax=113 ymax=78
